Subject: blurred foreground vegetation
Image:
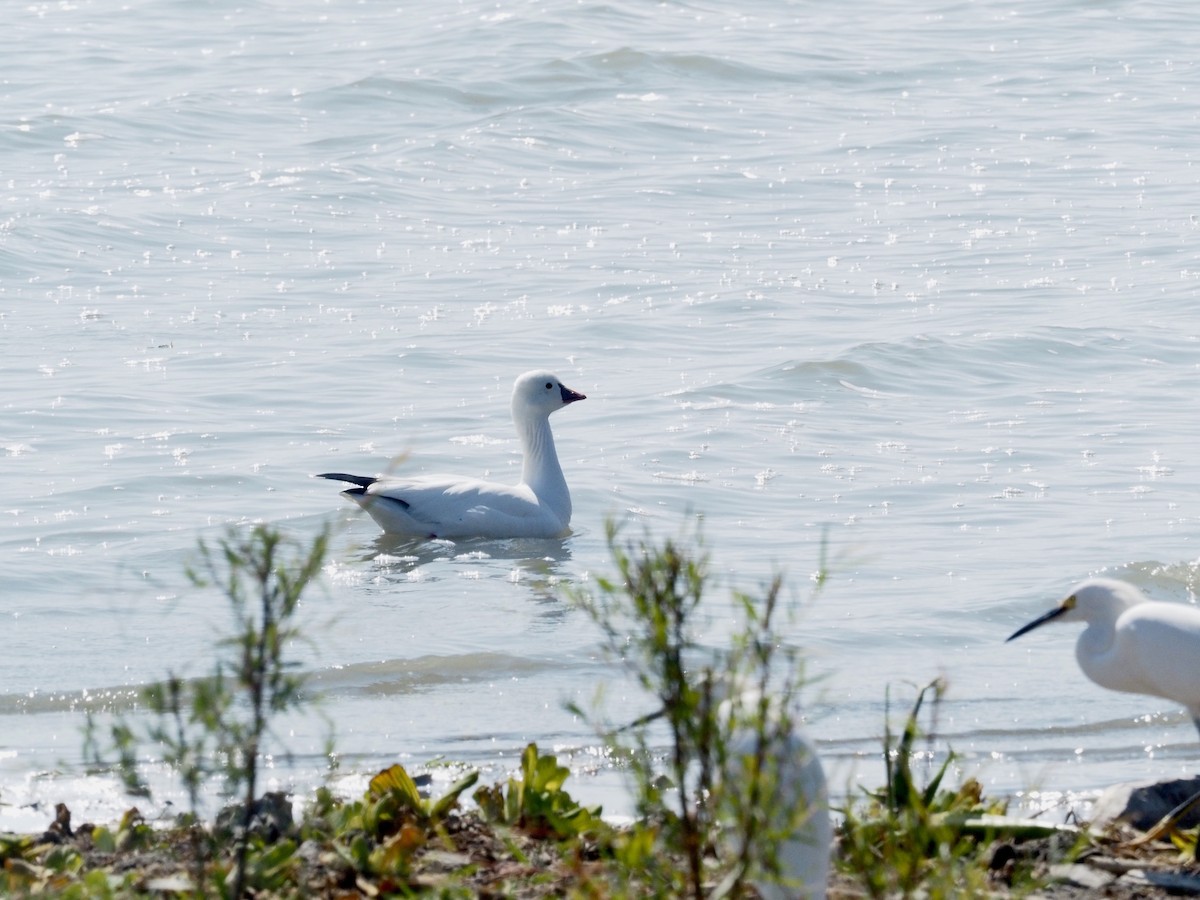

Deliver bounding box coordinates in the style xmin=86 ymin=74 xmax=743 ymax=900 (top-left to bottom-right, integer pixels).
xmin=0 ymin=523 xmax=1159 ymax=897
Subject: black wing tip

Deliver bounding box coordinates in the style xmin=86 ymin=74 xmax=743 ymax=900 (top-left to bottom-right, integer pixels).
xmin=315 ymin=472 xmax=377 ymax=489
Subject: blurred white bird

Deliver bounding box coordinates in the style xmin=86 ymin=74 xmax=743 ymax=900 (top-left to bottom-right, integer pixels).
xmin=720 ymin=688 xmax=831 ymax=900
xmin=1007 ymin=577 xmax=1200 ymax=738
xmin=318 ymin=370 xmax=585 ymax=539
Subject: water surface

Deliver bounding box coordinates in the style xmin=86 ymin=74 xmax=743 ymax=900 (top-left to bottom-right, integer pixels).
xmin=4 ymin=0 xmax=1200 ymax=830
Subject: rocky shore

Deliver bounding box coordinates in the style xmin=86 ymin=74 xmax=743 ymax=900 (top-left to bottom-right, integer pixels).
xmin=6 ymin=777 xmax=1200 ymax=898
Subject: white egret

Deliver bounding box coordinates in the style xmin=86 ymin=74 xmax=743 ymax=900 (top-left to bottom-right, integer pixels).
xmin=318 ymin=370 xmax=585 ymax=539
xmin=1007 ymin=577 xmax=1200 ymax=738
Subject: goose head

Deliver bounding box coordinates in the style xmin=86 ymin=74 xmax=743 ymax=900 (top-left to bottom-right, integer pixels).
xmin=511 ymin=370 xmax=586 ymax=420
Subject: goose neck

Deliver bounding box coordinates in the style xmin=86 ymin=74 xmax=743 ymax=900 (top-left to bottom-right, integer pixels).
xmin=519 ymin=416 xmax=569 ymax=509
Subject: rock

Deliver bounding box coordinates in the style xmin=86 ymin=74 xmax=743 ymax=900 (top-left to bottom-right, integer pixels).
xmin=145 ymin=875 xmax=195 ymax=892
xmin=1047 ymin=863 xmax=1116 ymax=891
xmin=53 ymin=802 xmax=73 ymax=838
xmin=1090 ymin=777 xmax=1200 ymax=831
xmin=214 ymin=791 xmax=295 ymax=842
xmin=295 ymin=838 xmax=324 ymax=866
xmin=420 ymin=849 xmax=473 ymax=872
xmin=1122 ymin=868 xmax=1200 ymax=894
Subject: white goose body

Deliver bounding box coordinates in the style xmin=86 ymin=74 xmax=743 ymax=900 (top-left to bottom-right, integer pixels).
xmin=318 ymin=370 xmax=585 ymax=540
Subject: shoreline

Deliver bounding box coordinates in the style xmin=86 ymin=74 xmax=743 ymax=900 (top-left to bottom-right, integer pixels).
xmin=4 ymin=765 xmax=1200 ymax=898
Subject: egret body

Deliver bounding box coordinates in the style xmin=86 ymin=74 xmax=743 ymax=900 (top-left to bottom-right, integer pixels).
xmin=1007 ymin=578 xmax=1200 ymax=737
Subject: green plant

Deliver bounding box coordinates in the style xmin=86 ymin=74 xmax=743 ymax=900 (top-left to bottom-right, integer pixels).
xmin=837 ymin=678 xmax=1011 ymax=898
xmin=713 ymin=584 xmax=829 ymax=899
xmin=236 ymin=836 xmax=300 ymax=895
xmin=571 ymin=521 xmax=712 ymax=898
xmin=83 ymin=523 xmax=331 ymax=899
xmin=570 ymin=520 xmax=827 ymax=900
xmin=320 ymin=762 xmax=478 ymax=889
xmin=473 ymin=742 xmax=602 ymax=840
xmin=367 ymin=763 xmax=479 ymax=833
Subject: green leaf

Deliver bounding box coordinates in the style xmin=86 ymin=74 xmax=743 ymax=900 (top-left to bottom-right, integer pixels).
xmin=91 ymin=826 xmax=116 ymax=854
xmin=429 ymin=770 xmax=479 ymax=820
xmin=369 ymin=764 xmax=423 ymax=811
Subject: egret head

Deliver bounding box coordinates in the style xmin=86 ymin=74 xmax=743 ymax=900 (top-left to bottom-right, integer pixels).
xmin=1006 ymin=578 xmax=1146 ymax=642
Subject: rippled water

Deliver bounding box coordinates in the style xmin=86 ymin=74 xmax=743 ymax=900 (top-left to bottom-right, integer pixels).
xmin=4 ymin=0 xmax=1200 ymax=830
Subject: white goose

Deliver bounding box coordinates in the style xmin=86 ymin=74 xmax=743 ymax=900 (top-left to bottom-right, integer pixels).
xmin=318 ymin=370 xmax=586 ymax=540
